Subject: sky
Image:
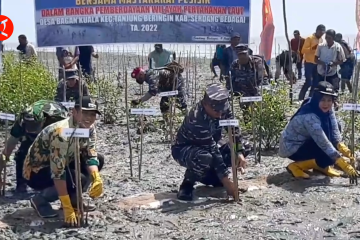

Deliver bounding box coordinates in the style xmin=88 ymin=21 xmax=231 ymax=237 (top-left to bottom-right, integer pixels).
xmin=1 ymin=0 xmax=359 ymax=48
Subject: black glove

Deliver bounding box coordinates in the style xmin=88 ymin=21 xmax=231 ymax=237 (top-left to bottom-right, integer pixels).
xmin=131 ymin=99 xmax=141 ymax=106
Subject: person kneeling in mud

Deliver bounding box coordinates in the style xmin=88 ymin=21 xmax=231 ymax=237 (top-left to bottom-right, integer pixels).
xmin=172 ymin=83 xmax=251 ymax=201
xmin=0 ymin=100 xmax=68 ymax=193
xmin=23 ymin=96 xmax=104 ymax=227
xmin=131 ymin=61 xmax=187 ymax=123
xmin=279 ymin=81 xmax=357 ymax=179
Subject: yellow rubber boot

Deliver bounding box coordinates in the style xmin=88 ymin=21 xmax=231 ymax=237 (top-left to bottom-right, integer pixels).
xmin=286 ymin=159 xmax=318 ymax=179
xmin=313 ymin=165 xmax=341 ymax=177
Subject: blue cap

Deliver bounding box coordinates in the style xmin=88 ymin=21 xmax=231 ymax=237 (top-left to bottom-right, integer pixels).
xmin=235 ymin=44 xmax=249 ymax=54
xmin=65 ymin=70 xmax=78 ymax=79
xmin=231 ymin=32 xmax=241 ymax=38
xmin=203 ymin=83 xmax=230 ymax=112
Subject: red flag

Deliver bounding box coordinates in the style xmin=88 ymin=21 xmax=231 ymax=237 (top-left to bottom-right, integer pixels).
xmin=259 ymin=0 xmax=275 ymax=63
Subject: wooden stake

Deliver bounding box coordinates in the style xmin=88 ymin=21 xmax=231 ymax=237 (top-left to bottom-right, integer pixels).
xmin=168 ymin=55 xmax=181 ymax=143
xmin=227 ymin=126 xmax=238 ymax=202
xmin=282 ymin=0 xmax=293 ymax=104
xmin=227 ymin=69 xmax=239 ymax=201
xmin=75 ymin=66 xmax=84 ymax=226
xmin=62 ymin=68 xmax=66 ymax=102
xmin=124 ymin=69 xmax=133 ymax=177
xmin=1 ymin=119 xmax=9 ymax=196
xmin=350 ymin=61 xmax=360 ymax=185
xmin=138 ymin=114 xmax=144 ymax=180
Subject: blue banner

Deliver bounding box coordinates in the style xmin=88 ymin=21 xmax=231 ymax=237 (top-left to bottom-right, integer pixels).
xmin=34 ymin=0 xmax=250 ymax=47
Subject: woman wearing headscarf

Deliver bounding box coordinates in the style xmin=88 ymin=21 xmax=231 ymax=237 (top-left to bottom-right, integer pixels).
xmin=279 ymin=81 xmax=358 ymax=179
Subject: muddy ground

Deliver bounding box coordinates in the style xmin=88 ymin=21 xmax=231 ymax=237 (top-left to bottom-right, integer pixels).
xmin=0 ymin=52 xmax=359 ymax=240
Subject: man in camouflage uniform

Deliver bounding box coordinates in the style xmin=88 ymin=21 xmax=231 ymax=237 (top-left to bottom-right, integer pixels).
xmin=229 ymin=45 xmax=268 ymax=123
xmin=54 ymin=70 xmax=90 ymax=102
xmin=23 ymin=96 xmax=104 ymax=227
xmin=172 ymin=83 xmax=250 ymax=201
xmin=130 ymin=61 xmax=187 ymax=122
xmin=0 ymin=100 xmax=68 ymax=192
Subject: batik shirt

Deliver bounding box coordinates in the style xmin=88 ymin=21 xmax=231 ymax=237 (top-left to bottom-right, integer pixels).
xmin=23 ymin=117 xmax=98 ymax=181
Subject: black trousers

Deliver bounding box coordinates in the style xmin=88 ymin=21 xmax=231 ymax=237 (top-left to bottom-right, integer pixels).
xmin=15 ymin=141 xmax=33 ymax=185
xmin=26 ymin=153 xmax=104 ymax=194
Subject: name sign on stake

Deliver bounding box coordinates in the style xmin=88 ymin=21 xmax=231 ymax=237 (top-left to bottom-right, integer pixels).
xmin=342 ymin=103 xmax=360 ymax=111
xmin=61 ymin=102 xmax=75 ymax=108
xmin=219 ymin=119 xmax=239 ymax=126
xmin=158 ymin=90 xmax=178 ymax=97
xmin=240 ymin=96 xmax=263 ymax=103
xmin=0 ymin=113 xmax=15 ymax=121
xmin=61 ymin=128 xmax=90 ymax=138
xmin=130 ymin=108 xmax=161 ymax=116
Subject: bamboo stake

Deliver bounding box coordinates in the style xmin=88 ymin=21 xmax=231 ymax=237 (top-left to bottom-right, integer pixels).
xmin=138 ymin=114 xmax=144 ymax=180
xmin=350 ymin=61 xmax=360 ymax=185
xmin=282 ymin=0 xmax=293 ymax=104
xmin=1 ymin=120 xmax=9 ymax=196
xmin=75 ymin=66 xmax=84 ymax=226
xmin=168 ymin=53 xmax=181 ymax=143
xmin=227 ymin=126 xmax=238 ymax=202
xmin=124 ymin=68 xmax=133 ymax=177
xmin=227 ymin=73 xmax=239 ymax=202
xmin=62 ymin=68 xmax=66 ymax=102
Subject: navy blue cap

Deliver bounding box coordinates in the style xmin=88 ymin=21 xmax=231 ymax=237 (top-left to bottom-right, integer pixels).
xmin=231 ymin=32 xmax=241 ymax=39
xmin=203 ymin=83 xmax=230 ymax=112
xmin=65 ymin=70 xmax=78 ymax=79
xmin=235 ymin=44 xmax=249 ymax=54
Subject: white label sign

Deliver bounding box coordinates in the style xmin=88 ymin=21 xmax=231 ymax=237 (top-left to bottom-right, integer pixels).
xmin=61 ymin=128 xmax=90 ymax=138
xmin=158 ymin=90 xmax=178 ymax=97
xmin=130 ymin=108 xmax=161 ymax=116
xmin=61 ymin=102 xmax=75 ymax=108
xmin=0 ymin=112 xmax=15 ymax=121
xmin=342 ymin=103 xmax=360 ymax=111
xmin=219 ymin=119 xmax=239 ymax=126
xmin=240 ymin=96 xmax=263 ymax=103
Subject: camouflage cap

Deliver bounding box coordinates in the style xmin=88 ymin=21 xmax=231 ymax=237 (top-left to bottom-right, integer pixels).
xmin=22 ymin=100 xmax=68 ymax=132
xmin=203 ymin=83 xmax=230 ymax=112
xmin=235 ymin=44 xmax=249 ymax=54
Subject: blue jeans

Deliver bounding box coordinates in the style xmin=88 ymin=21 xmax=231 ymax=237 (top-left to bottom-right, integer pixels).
xmin=298 ymin=62 xmax=318 ymax=100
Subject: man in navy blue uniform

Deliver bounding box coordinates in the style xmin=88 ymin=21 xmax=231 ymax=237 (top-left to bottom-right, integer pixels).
xmin=172 ymin=83 xmax=250 ymax=201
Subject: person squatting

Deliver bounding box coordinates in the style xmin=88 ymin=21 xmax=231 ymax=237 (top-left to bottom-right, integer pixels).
xmin=279 ymin=81 xmax=357 ymax=179
xmin=18 ymin=96 xmax=104 ymax=227
xmin=172 ymin=83 xmax=251 ymax=201
xmin=130 ymin=61 xmax=188 ymax=122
